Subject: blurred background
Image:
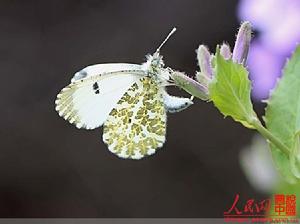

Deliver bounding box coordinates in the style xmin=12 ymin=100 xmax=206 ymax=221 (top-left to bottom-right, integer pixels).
xmin=0 ymin=0 xmax=299 ymax=218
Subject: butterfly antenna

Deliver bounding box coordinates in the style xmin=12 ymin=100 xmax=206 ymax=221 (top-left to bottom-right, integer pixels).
xmin=155 ymin=27 xmax=177 ymax=53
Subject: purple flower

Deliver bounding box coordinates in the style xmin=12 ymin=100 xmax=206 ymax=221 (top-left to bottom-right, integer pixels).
xmin=247 ymin=41 xmax=285 ymax=99
xmin=238 ymin=0 xmax=300 ymax=100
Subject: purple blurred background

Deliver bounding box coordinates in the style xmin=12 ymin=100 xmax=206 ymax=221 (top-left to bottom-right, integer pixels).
xmin=238 ymin=0 xmax=300 ymax=100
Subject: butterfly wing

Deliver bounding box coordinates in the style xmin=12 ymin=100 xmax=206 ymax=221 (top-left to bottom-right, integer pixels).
xmin=71 ymin=63 xmax=142 ymax=82
xmin=55 ymin=66 xmax=145 ymax=130
xmin=103 ymin=77 xmax=167 ymax=159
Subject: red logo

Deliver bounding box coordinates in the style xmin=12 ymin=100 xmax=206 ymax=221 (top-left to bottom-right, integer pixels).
xmin=224 ymin=194 xmax=298 ymax=223
xmin=274 ymin=194 xmax=297 ymax=217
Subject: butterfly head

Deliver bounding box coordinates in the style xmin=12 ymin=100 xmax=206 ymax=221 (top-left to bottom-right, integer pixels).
xmin=144 ymin=52 xmax=164 ymax=72
xmin=142 ymin=27 xmax=176 ymax=82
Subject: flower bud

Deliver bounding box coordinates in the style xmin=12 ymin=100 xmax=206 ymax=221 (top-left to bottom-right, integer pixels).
xmin=171 ymin=71 xmax=209 ymax=101
xmin=197 ymin=45 xmax=213 ymax=78
xmin=220 ymin=43 xmax=232 ymax=60
xmin=232 ymin=21 xmax=252 ymax=65
xmin=196 ymin=72 xmax=210 ymax=87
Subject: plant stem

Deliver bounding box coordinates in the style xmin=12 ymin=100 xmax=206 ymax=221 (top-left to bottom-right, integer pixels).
xmin=251 ymin=118 xmax=290 ymax=156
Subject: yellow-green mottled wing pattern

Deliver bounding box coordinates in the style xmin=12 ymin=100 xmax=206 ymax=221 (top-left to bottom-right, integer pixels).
xmin=103 ymin=77 xmax=166 ymax=159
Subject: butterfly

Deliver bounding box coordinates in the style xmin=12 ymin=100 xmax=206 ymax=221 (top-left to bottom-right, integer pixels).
xmin=55 ymin=28 xmax=193 ymax=159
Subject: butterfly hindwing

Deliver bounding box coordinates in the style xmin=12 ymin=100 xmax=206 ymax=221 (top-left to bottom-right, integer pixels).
xmin=55 ymin=70 xmax=143 ymax=129
xmin=103 ymin=77 xmax=166 ymax=159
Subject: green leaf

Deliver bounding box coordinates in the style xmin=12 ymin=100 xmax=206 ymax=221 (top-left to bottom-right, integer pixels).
xmin=209 ymin=47 xmax=257 ymax=129
xmin=265 ymin=46 xmax=300 ymax=183
xmin=290 ymin=138 xmax=300 ymax=179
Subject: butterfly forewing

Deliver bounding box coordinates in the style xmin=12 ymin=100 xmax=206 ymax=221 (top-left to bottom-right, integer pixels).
xmin=71 ymin=63 xmax=142 ymax=82
xmin=55 ymin=70 xmax=144 ymax=129
xmin=103 ymin=77 xmax=167 ymax=159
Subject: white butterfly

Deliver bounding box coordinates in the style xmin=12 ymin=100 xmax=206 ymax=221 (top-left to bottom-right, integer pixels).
xmin=55 ymin=28 xmax=193 ymax=159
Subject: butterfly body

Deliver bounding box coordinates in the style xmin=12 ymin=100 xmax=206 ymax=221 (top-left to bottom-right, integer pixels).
xmin=55 ymin=28 xmax=193 ymax=159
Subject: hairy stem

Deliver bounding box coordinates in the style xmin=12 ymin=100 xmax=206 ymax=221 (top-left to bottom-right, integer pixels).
xmin=251 ymin=118 xmax=290 ymax=156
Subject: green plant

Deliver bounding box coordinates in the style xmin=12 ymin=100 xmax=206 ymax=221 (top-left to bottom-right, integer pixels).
xmin=171 ymin=22 xmax=300 ymax=184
